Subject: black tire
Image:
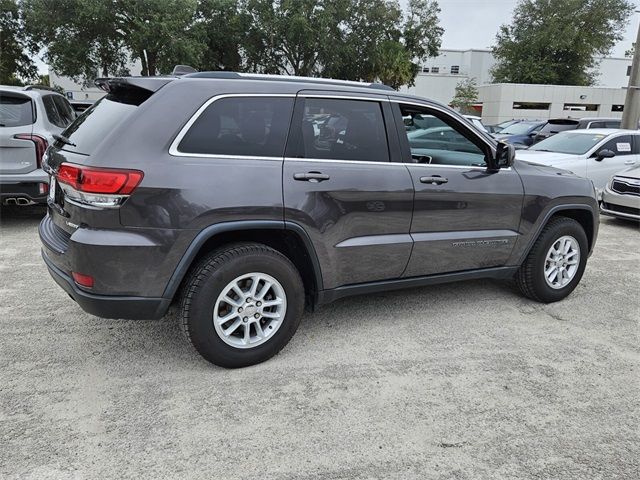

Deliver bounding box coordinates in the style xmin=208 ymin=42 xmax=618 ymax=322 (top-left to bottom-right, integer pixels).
xmin=516 ymin=216 xmax=588 ymax=303
xmin=181 ymin=243 xmax=304 ymax=368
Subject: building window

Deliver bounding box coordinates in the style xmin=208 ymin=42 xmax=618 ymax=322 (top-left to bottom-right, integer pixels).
xmin=628 ymin=66 xmax=632 ymax=76
xmin=512 ymin=102 xmax=551 ymax=110
xmin=563 ymin=103 xmax=599 ymax=112
xmin=450 ymin=65 xmax=460 ymax=74
xmin=422 ymin=67 xmax=429 ymax=73
xmin=431 ymin=67 xmax=439 ymax=73
xmin=612 ymin=105 xmax=624 ymax=112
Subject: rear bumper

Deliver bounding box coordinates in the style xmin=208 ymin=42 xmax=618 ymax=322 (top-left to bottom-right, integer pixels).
xmin=42 ymin=248 xmax=171 ymax=320
xmin=0 ymin=180 xmax=48 ymax=203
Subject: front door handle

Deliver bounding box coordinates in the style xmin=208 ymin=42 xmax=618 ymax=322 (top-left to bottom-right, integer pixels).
xmin=420 ymin=175 xmax=448 ymax=185
xmin=624 ymin=160 xmax=636 ymax=165
xmin=293 ymin=172 xmax=330 ymax=182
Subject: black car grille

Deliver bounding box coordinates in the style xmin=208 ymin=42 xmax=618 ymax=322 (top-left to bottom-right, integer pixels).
xmin=602 ymin=202 xmax=640 ymax=217
xmin=39 ymin=215 xmax=71 ymax=254
xmin=612 ymin=179 xmax=640 ymax=196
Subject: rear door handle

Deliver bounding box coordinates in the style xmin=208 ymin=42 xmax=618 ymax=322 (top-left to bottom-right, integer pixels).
xmin=293 ymin=172 xmax=330 ymax=182
xmin=420 ymin=175 xmax=448 ymax=185
xmin=624 ymin=160 xmax=636 ymax=165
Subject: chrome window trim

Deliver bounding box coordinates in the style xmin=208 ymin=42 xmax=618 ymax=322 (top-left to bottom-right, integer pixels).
xmin=284 ymin=157 xmax=398 ymax=167
xmin=284 ymin=157 xmax=511 ymax=171
xmin=169 ymin=93 xmax=296 ymax=158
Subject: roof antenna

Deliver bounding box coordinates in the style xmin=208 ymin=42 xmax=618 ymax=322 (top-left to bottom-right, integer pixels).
xmin=172 ymin=65 xmax=197 ymax=76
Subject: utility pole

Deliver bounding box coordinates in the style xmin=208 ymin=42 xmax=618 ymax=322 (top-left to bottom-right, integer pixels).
xmin=621 ymin=14 xmax=640 ymax=129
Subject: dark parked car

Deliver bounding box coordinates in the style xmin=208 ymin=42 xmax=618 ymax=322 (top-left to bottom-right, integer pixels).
xmin=493 ymin=120 xmax=546 ymax=149
xmin=40 ymin=73 xmax=599 ymax=368
xmin=533 ymin=117 xmax=624 ymax=144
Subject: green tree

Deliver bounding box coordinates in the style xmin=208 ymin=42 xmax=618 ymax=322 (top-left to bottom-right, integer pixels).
xmin=625 ymin=43 xmax=635 ymax=58
xmin=22 ymin=0 xmax=130 ymax=85
xmin=323 ymin=0 xmax=442 ymax=87
xmin=491 ymin=0 xmax=634 ymax=86
xmin=449 ymin=77 xmax=479 ymax=114
xmin=0 ymin=0 xmax=37 ymax=84
xmin=195 ymin=0 xmax=248 ymax=71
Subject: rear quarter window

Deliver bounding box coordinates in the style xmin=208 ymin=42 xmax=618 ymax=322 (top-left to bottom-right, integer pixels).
xmin=176 ymin=97 xmax=295 ymax=157
xmin=0 ymin=93 xmax=34 ymax=127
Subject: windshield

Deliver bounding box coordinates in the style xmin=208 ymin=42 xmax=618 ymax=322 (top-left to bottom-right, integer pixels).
xmin=500 ymin=122 xmax=538 ymax=135
xmin=529 ymin=132 xmax=607 ymax=155
xmin=0 ymin=94 xmax=34 ymax=127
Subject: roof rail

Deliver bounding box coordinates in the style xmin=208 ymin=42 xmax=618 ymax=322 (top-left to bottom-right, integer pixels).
xmin=24 ymin=85 xmax=57 ymax=92
xmin=182 ymin=71 xmax=395 ymax=91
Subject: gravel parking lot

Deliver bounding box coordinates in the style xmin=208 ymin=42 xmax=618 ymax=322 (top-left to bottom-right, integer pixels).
xmin=0 ymin=206 xmax=638 ymax=479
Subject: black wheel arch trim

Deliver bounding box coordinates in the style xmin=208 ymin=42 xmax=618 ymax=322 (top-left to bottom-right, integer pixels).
xmin=162 ymin=220 xmax=324 ymax=301
xmin=517 ymin=203 xmax=598 ymax=265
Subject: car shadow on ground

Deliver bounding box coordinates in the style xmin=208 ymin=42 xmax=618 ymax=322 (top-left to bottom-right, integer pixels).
xmin=0 ymin=205 xmax=47 ymax=226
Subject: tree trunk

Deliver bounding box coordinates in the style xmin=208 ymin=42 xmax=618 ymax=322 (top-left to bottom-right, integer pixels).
xmin=139 ymin=50 xmax=148 ymax=76
xmin=147 ymin=51 xmax=157 ymax=76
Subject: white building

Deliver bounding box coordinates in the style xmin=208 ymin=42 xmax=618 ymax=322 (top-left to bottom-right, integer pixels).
xmin=401 ymin=48 xmax=633 ymax=123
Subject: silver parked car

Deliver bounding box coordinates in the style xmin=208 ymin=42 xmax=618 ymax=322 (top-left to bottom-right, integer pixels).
xmin=601 ymin=165 xmax=640 ymax=221
xmin=0 ymin=85 xmax=75 ymax=205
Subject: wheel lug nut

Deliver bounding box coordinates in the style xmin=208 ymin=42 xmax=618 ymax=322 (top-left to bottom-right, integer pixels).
xmin=254 ymin=313 xmax=260 ymax=319
xmin=238 ymin=307 xmax=243 ymax=313
xmin=256 ymin=301 xmax=262 ymax=306
xmin=243 ymin=317 xmax=248 ymax=322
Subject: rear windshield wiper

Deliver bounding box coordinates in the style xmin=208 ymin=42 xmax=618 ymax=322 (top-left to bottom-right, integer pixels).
xmin=53 ymin=133 xmax=76 ymax=147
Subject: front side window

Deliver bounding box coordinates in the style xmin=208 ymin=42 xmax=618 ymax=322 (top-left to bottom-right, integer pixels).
xmin=290 ymin=98 xmax=389 ymax=162
xmin=178 ymin=97 xmax=295 ymax=157
xmin=597 ymin=135 xmax=634 ymax=156
xmin=400 ymin=104 xmax=487 ymax=167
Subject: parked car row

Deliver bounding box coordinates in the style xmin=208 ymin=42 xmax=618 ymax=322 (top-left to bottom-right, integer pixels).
xmin=0 ymin=85 xmax=93 ymax=205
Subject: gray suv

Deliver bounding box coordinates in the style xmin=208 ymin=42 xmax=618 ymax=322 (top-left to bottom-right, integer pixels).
xmin=1 ymin=85 xmax=75 ymax=205
xmin=39 ymin=73 xmax=599 ymax=368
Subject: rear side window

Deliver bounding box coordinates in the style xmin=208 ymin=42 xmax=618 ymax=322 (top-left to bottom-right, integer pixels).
xmin=0 ymin=94 xmax=34 ymax=127
xmin=177 ymin=97 xmax=294 ymax=157
xmin=42 ymin=95 xmax=74 ymax=128
xmin=289 ymin=98 xmax=389 ymax=162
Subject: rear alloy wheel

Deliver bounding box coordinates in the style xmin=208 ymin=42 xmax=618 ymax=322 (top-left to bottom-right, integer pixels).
xmin=213 ymin=272 xmax=287 ymax=349
xmin=181 ymin=243 xmax=304 ymax=368
xmin=516 ymin=217 xmax=588 ymax=303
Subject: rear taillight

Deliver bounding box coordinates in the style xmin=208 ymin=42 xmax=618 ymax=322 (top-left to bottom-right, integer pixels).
xmin=13 ymin=134 xmax=48 ymax=168
xmin=56 ymin=162 xmax=143 ymax=208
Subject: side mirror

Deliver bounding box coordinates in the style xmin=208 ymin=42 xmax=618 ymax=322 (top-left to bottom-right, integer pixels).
xmin=492 ymin=141 xmax=515 ymax=170
xmin=596 ymin=149 xmax=615 ymax=161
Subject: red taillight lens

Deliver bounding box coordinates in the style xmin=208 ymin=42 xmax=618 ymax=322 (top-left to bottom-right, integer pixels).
xmin=57 ymin=163 xmax=143 ymax=194
xmin=72 ymin=272 xmax=94 ymax=288
xmin=14 ymin=134 xmax=48 ymax=168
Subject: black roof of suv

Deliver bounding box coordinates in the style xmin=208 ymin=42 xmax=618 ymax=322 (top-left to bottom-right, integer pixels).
xmin=39 ymin=73 xmax=599 ymax=367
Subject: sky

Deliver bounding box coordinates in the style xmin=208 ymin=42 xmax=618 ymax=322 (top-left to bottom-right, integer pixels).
xmin=35 ymin=0 xmax=640 ymax=74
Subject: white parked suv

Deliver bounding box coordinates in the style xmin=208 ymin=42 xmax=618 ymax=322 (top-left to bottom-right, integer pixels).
xmin=516 ymin=129 xmax=640 ymax=194
xmin=0 ymin=85 xmax=76 ymax=205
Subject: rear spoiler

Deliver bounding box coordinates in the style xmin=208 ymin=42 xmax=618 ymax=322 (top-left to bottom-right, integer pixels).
xmin=94 ymin=76 xmax=174 ymax=94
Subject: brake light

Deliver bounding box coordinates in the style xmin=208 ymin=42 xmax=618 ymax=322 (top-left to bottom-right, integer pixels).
xmin=14 ymin=134 xmax=48 ymax=168
xmin=57 ymin=163 xmax=143 ymax=194
xmin=56 ymin=163 xmax=143 ymax=208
